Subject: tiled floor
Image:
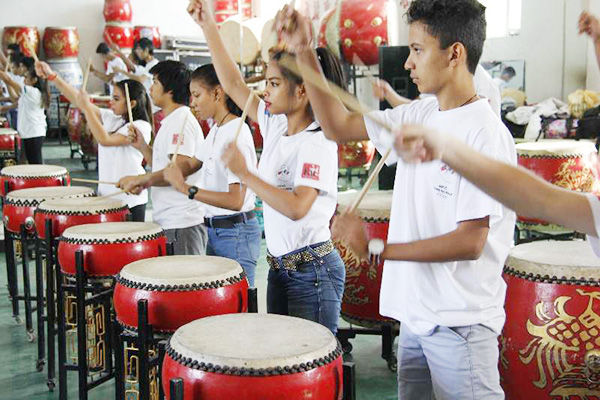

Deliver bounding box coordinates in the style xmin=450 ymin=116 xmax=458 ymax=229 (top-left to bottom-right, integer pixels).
xmin=0 ymin=139 xmax=398 ymax=399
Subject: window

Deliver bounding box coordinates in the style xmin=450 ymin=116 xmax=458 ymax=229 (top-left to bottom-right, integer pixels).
xmin=480 ymin=0 xmax=522 ymax=38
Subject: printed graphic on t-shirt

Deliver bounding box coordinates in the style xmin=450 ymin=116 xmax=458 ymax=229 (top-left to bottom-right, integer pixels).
xmin=171 ymin=134 xmax=183 ymax=145
xmin=434 ymin=163 xmax=456 ymax=199
xmin=301 ymin=163 xmax=320 ymax=180
xmin=276 ymin=165 xmax=293 ymax=189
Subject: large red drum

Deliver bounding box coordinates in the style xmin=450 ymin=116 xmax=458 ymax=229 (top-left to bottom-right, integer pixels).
xmin=103 ymin=0 xmax=133 ymax=23
xmin=0 ymin=128 xmax=21 ymax=160
xmin=34 ymin=197 xmax=129 ymax=240
xmin=213 ymin=0 xmax=252 ymax=24
xmin=162 ymin=314 xmax=344 ymax=399
xmin=338 ymin=141 xmax=376 ymax=169
xmin=43 ymin=27 xmax=79 ymax=60
xmin=58 ymin=222 xmax=166 ymax=278
xmin=317 ymin=7 xmax=336 ymax=51
xmin=114 ymin=255 xmax=248 ymax=333
xmin=103 ymin=24 xmax=134 ymax=49
xmin=501 ymin=240 xmax=600 ymax=399
xmin=67 ymin=95 xmax=111 ymax=158
xmin=2 ymin=26 xmax=40 ymax=57
xmin=320 ymin=0 xmax=388 ymax=65
xmin=333 ymin=190 xmax=396 ymax=327
xmin=516 ymin=139 xmax=597 ymax=232
xmin=3 ymin=186 xmax=94 ymax=235
xmin=0 ymin=165 xmax=69 ymax=197
xmin=133 ymin=26 xmax=161 ymax=49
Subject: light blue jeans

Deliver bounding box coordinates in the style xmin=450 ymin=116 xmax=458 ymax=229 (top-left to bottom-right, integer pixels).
xmin=206 ymin=217 xmax=262 ymax=287
xmin=397 ymin=323 xmax=504 ymax=400
xmin=267 ymin=243 xmax=345 ymax=334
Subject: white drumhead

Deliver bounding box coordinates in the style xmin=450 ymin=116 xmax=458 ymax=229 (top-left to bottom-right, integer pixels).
xmin=337 ymin=190 xmax=392 ymax=219
xmin=506 ymin=240 xmax=600 ymax=279
xmin=169 ymin=314 xmax=338 ymax=369
xmin=6 ymin=186 xmax=94 ymax=202
xmin=62 ymin=222 xmax=163 ymax=242
xmin=0 ymin=128 xmax=17 ymax=135
xmin=516 ymin=139 xmax=596 ymax=157
xmin=37 ymin=197 xmax=126 ymax=213
xmin=1 ymin=164 xmax=68 ymax=178
xmin=119 ymin=255 xmax=243 ymax=285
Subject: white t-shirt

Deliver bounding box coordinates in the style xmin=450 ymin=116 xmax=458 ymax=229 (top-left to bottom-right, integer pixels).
xmin=17 ymin=82 xmax=46 ymax=139
xmin=134 ymin=58 xmax=160 ymax=113
xmin=474 ymin=65 xmax=501 ymax=117
xmin=256 ymin=100 xmax=338 ymax=257
xmin=493 ymin=77 xmax=508 ymax=91
xmin=8 ymin=72 xmax=25 ymax=87
xmin=586 ymin=194 xmax=600 ymax=257
xmin=151 ymin=106 xmax=205 ymax=230
xmin=365 ymin=97 xmax=517 ymax=336
xmin=106 ymin=57 xmax=128 ymax=96
xmin=195 ymin=117 xmax=257 ymax=218
xmin=98 ymin=108 xmax=151 ymax=208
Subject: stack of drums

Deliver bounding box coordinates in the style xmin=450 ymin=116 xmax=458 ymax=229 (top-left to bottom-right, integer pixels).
xmin=501 ymin=240 xmax=600 ymax=399
xmin=2 ymin=26 xmax=40 ymax=57
xmin=516 ymin=139 xmax=597 ymax=235
xmin=0 ymin=128 xmax=21 ymax=166
xmin=162 ymin=314 xmax=344 ymax=399
xmin=103 ymin=0 xmax=134 ymax=49
xmin=0 ymin=165 xmax=69 ymax=196
xmin=67 ymin=94 xmax=111 ymax=168
xmin=212 ymin=0 xmax=252 ymax=25
xmin=133 ymin=26 xmax=161 ymax=49
xmin=43 ymin=26 xmax=82 ymax=129
xmin=338 ymin=141 xmax=376 ymax=170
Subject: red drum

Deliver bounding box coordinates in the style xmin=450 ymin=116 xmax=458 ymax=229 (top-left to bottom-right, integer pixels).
xmin=103 ymin=0 xmax=133 ymax=23
xmin=213 ymin=0 xmax=252 ymax=24
xmin=162 ymin=314 xmax=344 ymax=399
xmin=501 ymin=240 xmax=600 ymax=399
xmin=2 ymin=26 xmax=40 ymax=58
xmin=338 ymin=141 xmax=376 ymax=169
xmin=320 ymin=0 xmax=388 ymax=65
xmin=34 ymin=197 xmax=129 ymax=240
xmin=114 ymin=256 xmax=248 ymax=333
xmin=67 ymin=96 xmax=110 ymax=158
xmin=133 ymin=26 xmax=161 ymax=48
xmin=318 ymin=8 xmax=337 ymax=57
xmin=47 ymin=60 xmax=83 ymax=128
xmin=0 ymin=128 xmax=21 ymax=159
xmin=43 ymin=27 xmax=79 ymax=60
xmin=0 ymin=165 xmax=69 ymax=197
xmin=0 ymin=117 xmax=9 ymax=128
xmin=58 ymin=222 xmax=166 ymax=278
xmin=3 ymin=186 xmax=94 ymax=234
xmin=103 ymin=24 xmax=134 ymax=49
xmin=333 ymin=190 xmax=396 ymax=327
xmin=516 ymin=140 xmax=597 ymax=232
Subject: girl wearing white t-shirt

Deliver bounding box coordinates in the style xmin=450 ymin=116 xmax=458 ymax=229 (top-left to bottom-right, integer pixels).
xmin=37 ymin=62 xmax=152 ymax=221
xmin=164 ymin=64 xmax=261 ymax=286
xmin=189 ymin=0 xmax=345 ymax=334
xmin=0 ymin=60 xmax=48 ymax=164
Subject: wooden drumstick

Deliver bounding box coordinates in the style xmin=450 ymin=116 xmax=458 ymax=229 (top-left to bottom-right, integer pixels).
xmin=234 ymin=94 xmax=254 ymax=142
xmin=71 ymin=178 xmax=117 ymax=185
xmin=88 ymin=189 xmax=128 ymax=202
xmin=5 ymin=55 xmax=10 ymax=72
xmin=171 ymin=112 xmax=189 ymax=165
xmin=124 ymin=83 xmax=134 ymax=124
xmin=81 ymin=57 xmax=92 ymax=92
xmin=347 ymin=149 xmax=391 ymax=214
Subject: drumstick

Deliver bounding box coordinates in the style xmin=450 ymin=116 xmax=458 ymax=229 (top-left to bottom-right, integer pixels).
xmin=89 ymin=189 xmax=127 ymax=202
xmin=347 ymin=149 xmax=391 ymax=214
xmin=234 ymin=94 xmax=254 ymax=142
xmin=124 ymin=83 xmax=134 ymax=124
xmin=171 ymin=112 xmax=189 ymax=165
xmin=81 ymin=57 xmax=92 ymax=92
xmin=5 ymin=55 xmax=10 ymax=72
xmin=71 ymin=178 xmax=117 ymax=185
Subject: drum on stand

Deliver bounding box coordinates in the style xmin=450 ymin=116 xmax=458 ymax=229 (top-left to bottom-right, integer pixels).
xmin=43 ymin=27 xmax=79 ymax=60
xmin=2 ymin=26 xmax=40 ymax=57
xmin=162 ymin=314 xmax=344 ymax=399
xmin=501 ymin=240 xmax=600 ymax=399
xmin=0 ymin=165 xmax=69 ymax=196
xmin=0 ymin=128 xmax=22 ymax=166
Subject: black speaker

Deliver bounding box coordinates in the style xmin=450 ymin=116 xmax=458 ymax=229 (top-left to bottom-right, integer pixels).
xmin=377 ymin=46 xmax=419 ymax=190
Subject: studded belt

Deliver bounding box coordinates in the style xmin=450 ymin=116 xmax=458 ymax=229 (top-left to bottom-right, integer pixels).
xmin=267 ymin=240 xmax=335 ymax=272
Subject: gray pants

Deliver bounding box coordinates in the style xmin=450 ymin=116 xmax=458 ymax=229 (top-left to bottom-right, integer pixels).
xmin=397 ymin=324 xmax=504 ymax=400
xmin=164 ymin=223 xmax=208 ymax=255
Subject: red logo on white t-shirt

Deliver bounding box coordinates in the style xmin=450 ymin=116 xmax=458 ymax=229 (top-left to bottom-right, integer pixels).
xmin=172 ymin=134 xmax=183 ymax=145
xmin=302 ymin=163 xmax=320 ymax=180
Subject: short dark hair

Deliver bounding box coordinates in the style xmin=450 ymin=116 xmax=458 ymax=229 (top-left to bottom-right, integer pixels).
xmin=7 ymin=43 xmax=20 ymax=54
xmin=9 ymin=53 xmax=23 ymax=66
xmin=407 ymin=0 xmax=486 ymax=74
xmin=96 ymin=42 xmax=110 ymax=55
xmin=502 ymin=66 xmax=516 ymax=78
xmin=19 ymin=56 xmax=35 ymax=70
xmin=149 ymin=60 xmax=191 ymax=105
xmin=137 ymin=38 xmax=154 ymax=55
xmin=191 ymin=64 xmax=242 ymax=117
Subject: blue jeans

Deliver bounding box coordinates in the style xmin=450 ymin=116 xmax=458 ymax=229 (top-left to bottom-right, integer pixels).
xmin=267 ymin=243 xmax=345 ymax=334
xmin=206 ymin=216 xmax=262 ymax=287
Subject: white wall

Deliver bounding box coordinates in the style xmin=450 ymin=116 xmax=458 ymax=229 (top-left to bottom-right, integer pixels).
xmin=587 ymin=0 xmax=600 ymax=90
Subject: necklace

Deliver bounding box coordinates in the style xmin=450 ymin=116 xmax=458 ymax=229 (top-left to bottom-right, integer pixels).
xmin=459 ymin=93 xmax=479 ymax=108
xmin=212 ymin=112 xmax=231 ymax=146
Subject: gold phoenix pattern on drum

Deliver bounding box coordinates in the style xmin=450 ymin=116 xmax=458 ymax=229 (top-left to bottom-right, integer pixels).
xmin=46 ymin=33 xmax=78 ymax=57
xmin=509 ymin=289 xmax=600 ymax=398
xmin=334 ymin=239 xmax=377 ymax=306
xmin=553 ymin=158 xmax=596 ymax=193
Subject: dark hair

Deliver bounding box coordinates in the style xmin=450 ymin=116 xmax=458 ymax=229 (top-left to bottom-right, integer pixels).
xmin=272 ymin=47 xmax=347 ymax=117
xmin=19 ymin=56 xmax=35 ymax=70
xmin=23 ymin=62 xmax=50 ymax=109
xmin=191 ymin=64 xmax=242 ymax=117
xmin=96 ymin=42 xmax=110 ymax=55
xmin=137 ymin=38 xmax=154 ymax=55
xmin=502 ymin=66 xmax=516 ymax=77
xmin=7 ymin=43 xmax=20 ymax=54
xmin=149 ymin=60 xmax=191 ymax=105
xmin=9 ymin=53 xmax=22 ymax=66
xmin=115 ymin=79 xmax=153 ymax=124
xmin=131 ymin=41 xmax=146 ymax=67
xmin=407 ymin=0 xmax=486 ymax=74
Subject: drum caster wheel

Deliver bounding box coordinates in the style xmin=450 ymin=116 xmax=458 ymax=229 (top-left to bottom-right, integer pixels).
xmin=341 ymin=341 xmax=353 ymax=354
xmin=387 ymin=355 xmax=397 ymax=372
xmin=27 ymin=330 xmax=36 ymax=343
xmin=36 ymin=359 xmax=45 ymax=372
xmin=47 ymin=379 xmax=56 ymax=392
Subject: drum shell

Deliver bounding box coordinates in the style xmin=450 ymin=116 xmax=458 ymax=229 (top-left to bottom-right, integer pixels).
xmin=338 ymin=141 xmax=375 ymax=169
xmin=103 ymin=0 xmax=133 ymax=23
xmin=338 ymin=0 xmax=388 ymax=65
xmin=34 ymin=207 xmax=129 ymax=240
xmin=133 ymin=26 xmax=161 ymax=48
xmin=0 ymin=131 xmax=21 ymax=156
xmin=67 ymin=108 xmax=98 ymax=157
xmin=103 ymin=24 xmax=134 ymax=49
xmin=162 ymin=352 xmax=343 ymax=400
xmin=43 ymin=27 xmax=79 ymax=60
xmin=0 ymin=174 xmax=69 ymax=197
xmin=2 ymin=26 xmax=40 ymax=57
xmin=58 ymin=236 xmax=167 ymax=277
xmin=114 ymin=279 xmax=249 ymax=332
xmin=3 ymin=203 xmax=36 ymax=234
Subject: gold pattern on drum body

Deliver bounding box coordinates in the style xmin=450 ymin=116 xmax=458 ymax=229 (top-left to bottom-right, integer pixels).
xmin=46 ymin=34 xmax=66 ymax=56
xmin=334 ymin=239 xmax=377 ymax=307
xmin=553 ymin=158 xmax=596 ymax=193
xmin=512 ymin=290 xmax=600 ymax=398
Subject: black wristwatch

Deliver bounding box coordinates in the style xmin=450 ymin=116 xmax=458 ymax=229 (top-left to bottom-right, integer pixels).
xmin=187 ymin=185 xmax=198 ymax=200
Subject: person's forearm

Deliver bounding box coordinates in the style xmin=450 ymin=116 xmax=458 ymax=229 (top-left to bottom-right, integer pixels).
xmin=81 ymin=104 xmax=121 ymax=146
xmin=442 ymin=139 xmax=596 ymax=236
xmin=174 ymin=181 xmax=245 ymax=211
xmin=52 ymin=75 xmax=82 ymax=105
xmin=93 ymin=70 xmax=112 ymax=83
xmin=2 ymin=74 xmax=21 ymax=96
xmin=117 ymin=51 xmax=137 ymax=72
xmin=594 ymin=38 xmax=600 ymax=71
xmin=385 ymin=86 xmax=411 ymax=108
xmin=139 ymin=143 xmax=153 ymax=166
xmin=122 ymin=70 xmax=144 ymax=82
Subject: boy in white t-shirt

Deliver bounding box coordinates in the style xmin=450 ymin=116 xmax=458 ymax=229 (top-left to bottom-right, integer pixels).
xmin=118 ymin=60 xmax=207 ymax=255
xmin=277 ymin=1 xmax=515 ymax=398
xmin=92 ymin=43 xmax=127 ymax=96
